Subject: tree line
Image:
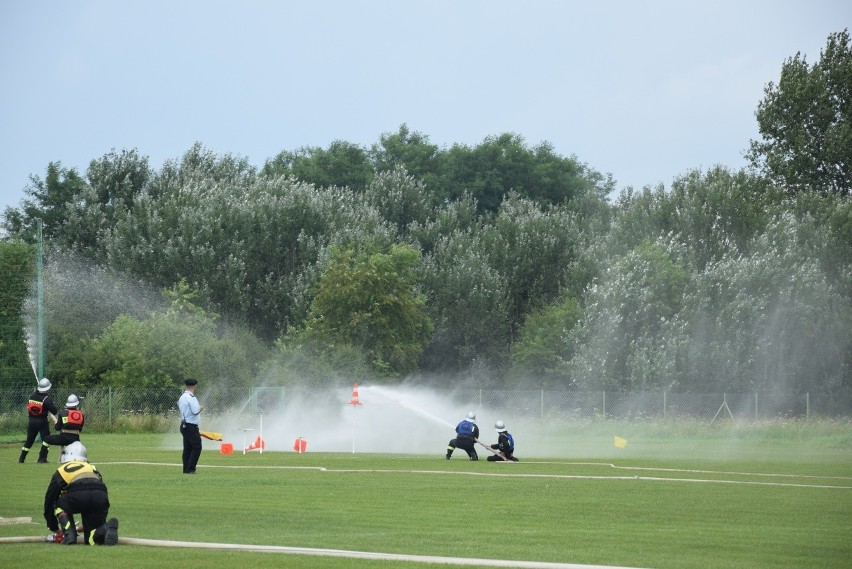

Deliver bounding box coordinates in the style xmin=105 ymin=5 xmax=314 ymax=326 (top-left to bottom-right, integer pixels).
xmin=1 ymin=30 xmax=850 ymax=409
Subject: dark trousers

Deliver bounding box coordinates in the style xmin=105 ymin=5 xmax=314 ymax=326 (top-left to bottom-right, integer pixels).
xmin=21 ymin=420 xmax=51 ymax=461
xmin=44 ymin=432 xmax=81 ymax=447
xmin=447 ymin=436 xmax=478 ymax=460
xmin=55 ymin=484 xmax=110 ymax=544
xmin=180 ymin=421 xmax=202 ymax=473
xmin=487 ymin=452 xmax=519 ymax=462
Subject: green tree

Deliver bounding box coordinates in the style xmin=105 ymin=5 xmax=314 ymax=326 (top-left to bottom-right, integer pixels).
xmin=417 ymin=231 xmax=511 ymax=374
xmin=262 ymin=140 xmax=373 ymax=190
xmin=669 ymin=213 xmax=851 ymax=395
xmin=786 ymin=188 xmax=852 ymax=300
xmin=611 ymin=167 xmax=784 ymax=270
xmin=441 ymin=133 xmax=608 ymax=213
xmin=363 ymin=166 xmax=435 ymax=235
xmin=483 ymin=194 xmax=586 ymax=339
xmin=2 ymin=162 xmax=86 ymax=241
xmin=569 ymin=239 xmax=689 ymax=391
xmin=747 ymin=29 xmax=851 ymax=195
xmin=78 ymin=282 xmax=259 ymax=388
xmin=38 ymin=249 xmax=166 ymax=387
xmin=370 ymin=124 xmax=444 ymax=196
xmin=407 ymin=191 xmax=480 ymax=255
xmin=508 ymin=295 xmax=581 ymax=388
xmin=295 ymin=244 xmax=432 ymax=378
xmin=86 ymin=148 xmax=152 ymax=211
xmin=59 ymin=148 xmax=153 ymax=258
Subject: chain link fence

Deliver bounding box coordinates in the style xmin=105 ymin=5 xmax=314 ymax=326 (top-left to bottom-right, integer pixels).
xmin=0 ymin=385 xmax=844 ymax=434
xmin=465 ymin=389 xmax=826 ymax=421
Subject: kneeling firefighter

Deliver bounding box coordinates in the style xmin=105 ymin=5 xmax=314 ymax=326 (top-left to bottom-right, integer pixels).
xmin=487 ymin=420 xmax=519 ymax=462
xmin=43 ymin=441 xmax=119 ymax=545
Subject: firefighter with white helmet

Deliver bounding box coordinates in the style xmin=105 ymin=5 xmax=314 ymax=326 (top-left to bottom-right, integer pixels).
xmin=20 ymin=378 xmax=58 ymax=463
xmin=44 ymin=393 xmax=85 ymax=449
xmin=43 ymin=442 xmax=119 ymax=545
xmin=487 ymin=420 xmax=519 ymax=462
xmin=446 ymin=411 xmax=480 ymax=460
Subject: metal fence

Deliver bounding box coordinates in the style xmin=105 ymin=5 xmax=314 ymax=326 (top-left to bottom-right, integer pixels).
xmin=0 ymin=385 xmax=844 ymax=431
xmin=470 ymin=389 xmax=826 ymax=422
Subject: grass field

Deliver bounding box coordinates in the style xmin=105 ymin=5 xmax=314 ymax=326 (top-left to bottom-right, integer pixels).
xmin=1 ymin=423 xmax=851 ymax=569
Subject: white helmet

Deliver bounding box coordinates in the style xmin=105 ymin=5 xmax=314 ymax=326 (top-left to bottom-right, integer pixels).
xmin=495 ymin=420 xmax=507 ymax=432
xmin=60 ymin=442 xmax=88 ymax=463
xmin=65 ymin=394 xmax=80 ymax=408
xmin=37 ymin=378 xmax=52 ymax=393
xmin=466 ymin=411 xmax=476 ymax=421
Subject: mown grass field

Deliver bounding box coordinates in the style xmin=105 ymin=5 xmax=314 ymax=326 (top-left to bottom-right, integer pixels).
xmin=1 ymin=423 xmax=851 ymax=569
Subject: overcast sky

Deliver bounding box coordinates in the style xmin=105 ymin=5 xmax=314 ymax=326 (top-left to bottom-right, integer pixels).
xmin=1 ymin=1 xmax=849 ymax=214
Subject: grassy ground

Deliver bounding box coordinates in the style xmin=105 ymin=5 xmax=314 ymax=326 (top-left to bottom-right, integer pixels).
xmin=1 ymin=424 xmax=851 ymax=569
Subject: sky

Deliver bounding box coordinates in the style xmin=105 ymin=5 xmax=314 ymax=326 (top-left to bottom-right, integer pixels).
xmin=1 ymin=1 xmax=849 ymax=214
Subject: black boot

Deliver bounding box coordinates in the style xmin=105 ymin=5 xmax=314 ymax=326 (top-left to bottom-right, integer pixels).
xmin=18 ymin=450 xmax=28 ymax=463
xmin=105 ymin=518 xmax=119 ymax=545
xmin=57 ymin=512 xmax=77 ymax=545
xmin=37 ymin=446 xmax=49 ymax=464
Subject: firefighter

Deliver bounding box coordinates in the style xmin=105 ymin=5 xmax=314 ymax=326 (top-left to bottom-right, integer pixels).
xmin=20 ymin=378 xmax=58 ymax=463
xmin=44 ymin=394 xmax=84 ymax=448
xmin=487 ymin=420 xmax=519 ymax=462
xmin=43 ymin=442 xmax=119 ymax=545
xmin=446 ymin=411 xmax=480 ymax=460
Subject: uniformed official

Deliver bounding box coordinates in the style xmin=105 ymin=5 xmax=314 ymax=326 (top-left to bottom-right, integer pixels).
xmin=20 ymin=378 xmax=58 ymax=463
xmin=43 ymin=441 xmax=119 ymax=545
xmin=177 ymin=378 xmax=204 ymax=474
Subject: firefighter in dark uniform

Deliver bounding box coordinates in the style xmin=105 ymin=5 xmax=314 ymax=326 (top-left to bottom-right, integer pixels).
xmin=20 ymin=378 xmax=59 ymax=463
xmin=44 ymin=441 xmax=119 ymax=545
xmin=446 ymin=411 xmax=480 ymax=460
xmin=487 ymin=420 xmax=519 ymax=462
xmin=44 ymin=394 xmax=84 ymax=448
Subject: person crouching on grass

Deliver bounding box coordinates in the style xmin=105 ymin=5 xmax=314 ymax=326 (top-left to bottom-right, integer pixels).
xmin=487 ymin=420 xmax=519 ymax=462
xmin=44 ymin=442 xmax=119 ymax=545
xmin=44 ymin=393 xmax=84 ymax=449
xmin=446 ymin=411 xmax=480 ymax=460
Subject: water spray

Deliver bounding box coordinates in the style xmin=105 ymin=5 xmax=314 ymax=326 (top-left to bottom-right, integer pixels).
xmin=364 ymin=385 xmax=454 ymax=429
xmin=36 ymin=218 xmax=45 ymax=380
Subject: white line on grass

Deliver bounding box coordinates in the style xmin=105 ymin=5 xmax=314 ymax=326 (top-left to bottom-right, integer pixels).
xmin=523 ymin=461 xmax=852 ymax=481
xmin=0 ymin=535 xmax=650 ymax=569
xmin=99 ymin=461 xmax=852 ymax=489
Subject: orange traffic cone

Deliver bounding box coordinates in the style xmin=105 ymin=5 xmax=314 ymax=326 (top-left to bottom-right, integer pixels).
xmin=245 ymin=436 xmax=265 ymax=451
xmin=348 ymin=383 xmax=362 ymax=406
xmin=293 ymin=437 xmax=307 ymax=453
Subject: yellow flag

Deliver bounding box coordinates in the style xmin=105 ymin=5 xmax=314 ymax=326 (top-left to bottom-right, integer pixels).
xmin=614 ymin=436 xmax=627 ymax=448
xmin=200 ymin=431 xmax=223 ymax=441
